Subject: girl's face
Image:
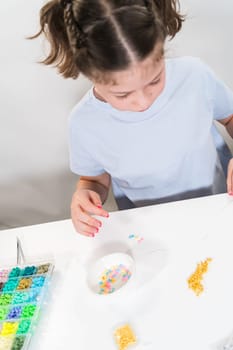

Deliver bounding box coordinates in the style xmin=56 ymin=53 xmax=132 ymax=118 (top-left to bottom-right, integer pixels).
xmin=94 ymin=46 xmax=165 ymax=112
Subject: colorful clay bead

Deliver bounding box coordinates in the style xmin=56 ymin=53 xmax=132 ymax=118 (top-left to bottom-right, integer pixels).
xmin=7 ymin=306 xmax=22 ymax=320
xmin=2 ymin=278 xmax=19 ymax=292
xmin=0 ymin=335 xmax=14 ymax=348
xmin=0 ymin=306 xmax=9 ymax=321
xmin=9 ymin=267 xmax=21 ymax=278
xmin=17 ymin=278 xmax=32 ymax=290
xmin=0 ymin=293 xmax=13 ymax=306
xmin=0 ymin=270 xmax=9 ymax=283
xmin=31 ymin=276 xmax=45 ymax=288
xmin=17 ymin=319 xmax=31 ymax=334
xmin=1 ymin=321 xmax=19 ymax=335
xmin=21 ymin=266 xmax=37 ymax=277
xmin=22 ymin=304 xmax=37 ymax=318
xmin=25 ymin=289 xmax=40 ymax=303
xmin=12 ymin=336 xmax=25 ymax=350
xmin=0 ymin=282 xmax=4 ymax=292
xmin=12 ymin=292 xmax=28 ymax=305
xmin=36 ymin=264 xmax=50 ymax=274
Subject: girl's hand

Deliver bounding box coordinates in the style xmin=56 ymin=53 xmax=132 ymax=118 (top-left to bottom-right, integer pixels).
xmin=71 ymin=188 xmax=109 ymax=237
xmin=227 ymin=158 xmax=233 ymax=195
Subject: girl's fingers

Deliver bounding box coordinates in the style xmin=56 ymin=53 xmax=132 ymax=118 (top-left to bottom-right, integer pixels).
xmin=70 ymin=190 xmax=109 ymax=235
xmin=71 ymin=215 xmax=99 ymax=237
xmin=227 ymin=159 xmax=233 ymax=195
xmin=77 ymin=221 xmax=99 ymax=237
xmin=88 ymin=203 xmax=109 ymax=218
xmin=71 ymin=205 xmax=106 ymax=237
xmin=88 ymin=192 xmax=110 ymax=218
xmin=79 ymin=211 xmax=102 ymax=229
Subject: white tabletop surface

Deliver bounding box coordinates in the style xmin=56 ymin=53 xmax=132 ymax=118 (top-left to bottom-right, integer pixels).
xmin=1 ymin=193 xmax=233 ymax=350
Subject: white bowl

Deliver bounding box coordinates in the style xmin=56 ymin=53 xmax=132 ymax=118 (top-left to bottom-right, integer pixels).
xmin=87 ymin=252 xmax=135 ymax=296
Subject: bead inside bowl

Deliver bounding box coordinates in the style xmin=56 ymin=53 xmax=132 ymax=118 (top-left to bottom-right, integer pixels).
xmin=87 ymin=252 xmax=135 ymax=296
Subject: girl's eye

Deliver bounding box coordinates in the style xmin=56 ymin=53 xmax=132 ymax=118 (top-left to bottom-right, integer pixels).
xmin=150 ymin=78 xmax=160 ymax=85
xmin=115 ymin=94 xmax=129 ymax=99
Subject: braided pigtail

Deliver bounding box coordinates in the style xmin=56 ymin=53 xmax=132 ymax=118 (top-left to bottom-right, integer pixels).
xmin=63 ymin=2 xmax=87 ymax=51
xmin=30 ymin=0 xmax=81 ymax=78
xmin=149 ymin=0 xmax=185 ymax=38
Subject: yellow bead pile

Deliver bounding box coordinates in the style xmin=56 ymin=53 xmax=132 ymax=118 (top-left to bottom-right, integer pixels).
xmin=114 ymin=324 xmax=136 ymax=350
xmin=1 ymin=321 xmax=19 ymax=335
xmin=187 ymin=258 xmax=212 ymax=296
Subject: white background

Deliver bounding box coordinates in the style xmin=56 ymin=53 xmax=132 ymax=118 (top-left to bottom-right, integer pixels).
xmin=0 ymin=0 xmax=232 ymax=229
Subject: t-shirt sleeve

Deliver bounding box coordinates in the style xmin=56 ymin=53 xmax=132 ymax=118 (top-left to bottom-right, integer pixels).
xmin=68 ymin=113 xmax=105 ymax=176
xmin=203 ymin=62 xmax=233 ymax=120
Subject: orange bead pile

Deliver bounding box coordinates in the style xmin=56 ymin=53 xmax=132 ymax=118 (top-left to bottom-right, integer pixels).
xmin=114 ymin=324 xmax=137 ymax=350
xmin=187 ymin=257 xmax=212 ymax=296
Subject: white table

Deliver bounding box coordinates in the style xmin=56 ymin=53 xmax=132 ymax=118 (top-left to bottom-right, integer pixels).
xmin=1 ymin=193 xmax=233 ymax=350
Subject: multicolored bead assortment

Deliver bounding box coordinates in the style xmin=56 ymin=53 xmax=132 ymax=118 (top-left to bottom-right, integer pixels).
xmin=114 ymin=324 xmax=137 ymax=350
xmin=0 ymin=263 xmax=53 ymax=349
xmin=98 ymin=264 xmax=132 ymax=295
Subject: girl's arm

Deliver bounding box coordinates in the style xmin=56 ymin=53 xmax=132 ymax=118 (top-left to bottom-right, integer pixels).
xmin=71 ymin=173 xmax=111 ymax=236
xmin=219 ymin=114 xmax=233 ymax=194
xmin=219 ymin=114 xmax=233 ymax=137
xmin=77 ymin=173 xmax=111 ymax=204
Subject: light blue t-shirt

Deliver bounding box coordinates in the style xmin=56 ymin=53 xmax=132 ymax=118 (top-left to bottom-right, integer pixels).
xmin=69 ymin=57 xmax=233 ymax=209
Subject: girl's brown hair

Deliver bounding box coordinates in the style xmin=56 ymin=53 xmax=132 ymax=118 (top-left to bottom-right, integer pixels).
xmin=31 ymin=0 xmax=184 ymax=80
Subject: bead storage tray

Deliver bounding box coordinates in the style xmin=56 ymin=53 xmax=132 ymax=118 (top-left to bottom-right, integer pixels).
xmin=0 ymin=262 xmax=54 ymax=350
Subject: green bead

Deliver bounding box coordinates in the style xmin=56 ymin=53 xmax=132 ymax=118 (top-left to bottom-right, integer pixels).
xmin=22 ymin=304 xmax=37 ymax=318
xmin=0 ymin=293 xmax=13 ymax=306
xmin=0 ymin=306 xmax=9 ymax=320
xmin=12 ymin=336 xmax=25 ymax=350
xmin=17 ymin=319 xmax=31 ymax=334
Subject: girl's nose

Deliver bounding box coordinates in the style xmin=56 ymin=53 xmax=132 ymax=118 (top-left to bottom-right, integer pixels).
xmin=134 ymin=91 xmax=151 ymax=111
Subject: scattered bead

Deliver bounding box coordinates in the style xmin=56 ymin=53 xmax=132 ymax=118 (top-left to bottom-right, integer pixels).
xmin=128 ymin=234 xmax=144 ymax=243
xmin=114 ymin=324 xmax=137 ymax=350
xmin=187 ymin=258 xmax=212 ymax=296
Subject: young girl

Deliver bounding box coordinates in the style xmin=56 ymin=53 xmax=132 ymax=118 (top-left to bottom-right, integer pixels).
xmin=33 ymin=0 xmax=233 ymax=237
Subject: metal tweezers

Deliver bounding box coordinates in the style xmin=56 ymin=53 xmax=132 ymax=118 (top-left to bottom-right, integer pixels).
xmin=16 ymin=236 xmax=26 ymax=265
